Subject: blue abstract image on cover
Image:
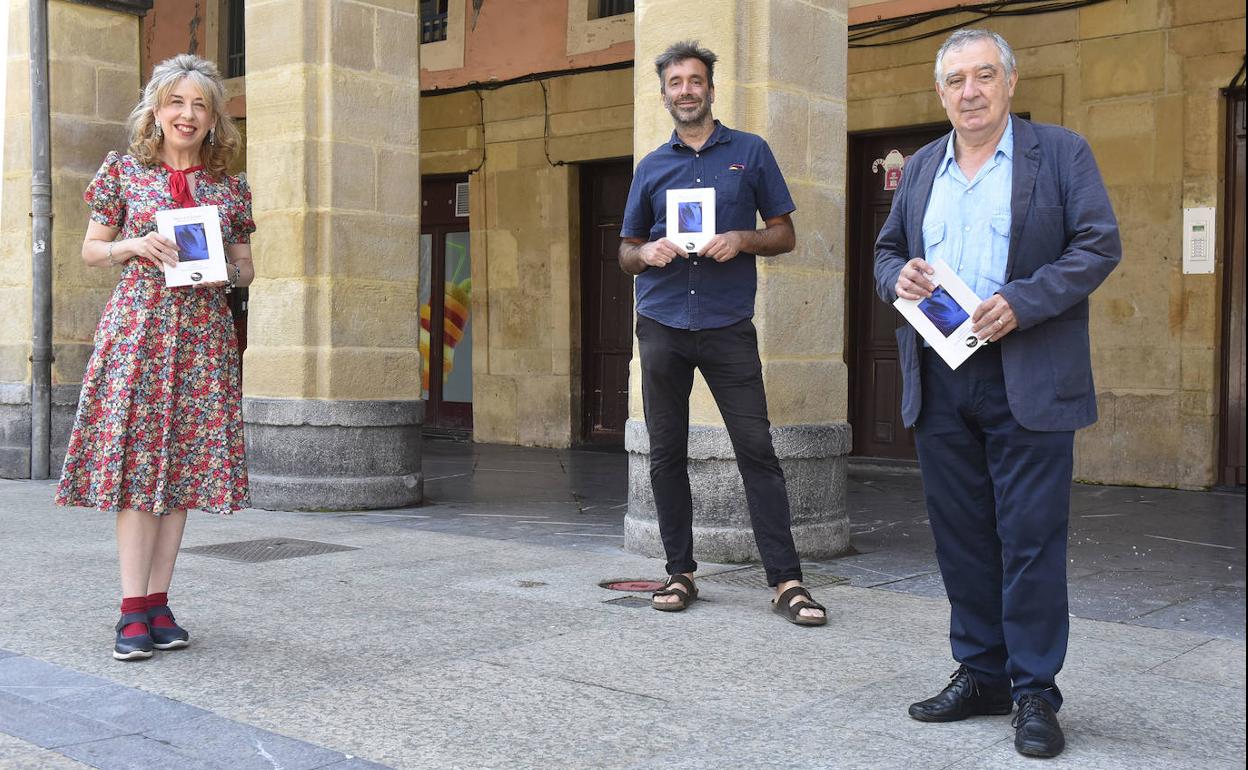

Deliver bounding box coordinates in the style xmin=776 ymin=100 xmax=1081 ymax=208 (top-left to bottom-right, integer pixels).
xmin=174 ymin=222 xmax=209 ymax=262
xmin=677 ymin=201 xmax=703 ymax=233
xmin=919 ymin=285 xmax=969 ymax=337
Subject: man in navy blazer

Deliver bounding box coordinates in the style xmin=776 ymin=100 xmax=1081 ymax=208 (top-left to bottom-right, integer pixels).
xmin=874 ymin=29 xmax=1120 ymax=759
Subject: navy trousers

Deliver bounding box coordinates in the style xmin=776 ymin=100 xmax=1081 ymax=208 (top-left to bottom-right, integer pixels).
xmin=914 ymin=345 xmax=1072 ymax=710
xmin=635 ymin=314 xmax=803 ymax=587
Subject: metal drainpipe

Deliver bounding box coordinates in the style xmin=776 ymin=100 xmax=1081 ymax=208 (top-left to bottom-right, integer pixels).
xmin=29 ymin=0 xmax=53 ymax=480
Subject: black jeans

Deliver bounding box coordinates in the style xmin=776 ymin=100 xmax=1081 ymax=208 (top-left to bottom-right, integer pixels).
xmin=636 ymin=314 xmax=802 ymax=586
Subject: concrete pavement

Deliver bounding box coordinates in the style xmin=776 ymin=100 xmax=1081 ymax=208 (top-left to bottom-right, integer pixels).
xmin=0 ymin=440 xmax=1243 ymax=769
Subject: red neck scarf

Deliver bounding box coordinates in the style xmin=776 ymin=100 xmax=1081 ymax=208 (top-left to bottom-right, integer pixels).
xmin=162 ymin=163 xmax=205 ymax=208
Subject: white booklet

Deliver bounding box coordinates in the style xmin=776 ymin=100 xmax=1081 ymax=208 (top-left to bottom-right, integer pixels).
xmin=665 ymin=187 xmax=716 ymax=255
xmin=893 ymin=258 xmax=988 ymax=370
xmin=154 ymin=205 xmax=228 ymax=287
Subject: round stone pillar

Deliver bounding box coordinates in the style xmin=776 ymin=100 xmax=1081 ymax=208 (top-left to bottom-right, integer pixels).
xmin=242 ymin=0 xmax=424 ymax=509
xmin=625 ymin=422 xmax=851 ymax=561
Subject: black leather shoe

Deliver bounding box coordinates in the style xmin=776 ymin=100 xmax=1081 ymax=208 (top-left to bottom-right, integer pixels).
xmin=908 ymin=665 xmax=1013 ymax=722
xmin=113 ymin=612 xmax=153 ymax=661
xmin=146 ymin=604 xmax=190 ymax=650
xmin=1013 ymin=693 xmax=1065 ymax=758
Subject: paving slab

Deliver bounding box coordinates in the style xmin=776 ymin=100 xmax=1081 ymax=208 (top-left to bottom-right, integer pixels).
xmin=42 ymin=683 xmax=211 ymax=733
xmin=1130 ymin=585 xmax=1247 ymax=639
xmin=320 ymin=760 xmax=399 ymax=770
xmin=0 ymin=690 xmax=122 ymax=749
xmin=942 ymin=733 xmax=1244 ymax=770
xmin=144 ymin=715 xmax=351 ymax=770
xmin=628 ymin=710 xmax=975 ymax=770
xmin=1061 ymin=670 xmax=1245 ymax=760
xmin=0 ymin=749 xmax=95 ymax=769
xmin=0 ymin=656 xmax=112 ymax=697
xmin=232 ymin=659 xmax=694 ymax=770
xmin=57 ymin=735 xmax=220 ymax=770
xmin=796 ymin=672 xmax=1019 ymax=755
xmin=1147 ymin=637 xmax=1248 ymax=689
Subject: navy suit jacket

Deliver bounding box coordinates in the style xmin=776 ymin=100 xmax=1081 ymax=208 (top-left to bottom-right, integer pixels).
xmin=874 ymin=117 xmax=1121 ymax=432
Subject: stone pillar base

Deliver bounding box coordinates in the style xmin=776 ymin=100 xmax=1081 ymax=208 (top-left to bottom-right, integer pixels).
xmin=624 ymin=419 xmax=852 ymax=564
xmin=0 ymin=383 xmax=80 ymax=479
xmin=243 ymin=398 xmax=423 ymax=510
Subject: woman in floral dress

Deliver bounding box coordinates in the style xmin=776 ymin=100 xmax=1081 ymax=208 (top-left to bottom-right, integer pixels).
xmin=55 ymin=55 xmax=255 ymax=661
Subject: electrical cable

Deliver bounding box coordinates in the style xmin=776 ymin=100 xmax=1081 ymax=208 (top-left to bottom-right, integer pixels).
xmin=421 ymin=59 xmax=632 ymax=98
xmin=469 ymin=89 xmax=486 ymax=173
xmin=539 ymin=79 xmax=566 ymax=168
xmin=1228 ymin=56 xmax=1246 ymax=90
xmin=849 ymin=0 xmax=1111 ymax=48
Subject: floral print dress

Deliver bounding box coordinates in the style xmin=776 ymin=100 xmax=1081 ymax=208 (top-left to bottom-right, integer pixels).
xmin=55 ymin=151 xmax=255 ymax=515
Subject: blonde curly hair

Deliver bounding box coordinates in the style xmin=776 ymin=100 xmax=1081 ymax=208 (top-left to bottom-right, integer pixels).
xmin=126 ymin=54 xmax=241 ymax=178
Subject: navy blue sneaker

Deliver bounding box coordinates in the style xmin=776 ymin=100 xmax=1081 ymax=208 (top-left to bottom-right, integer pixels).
xmin=113 ymin=612 xmax=153 ymax=661
xmin=146 ymin=604 xmax=190 ymax=650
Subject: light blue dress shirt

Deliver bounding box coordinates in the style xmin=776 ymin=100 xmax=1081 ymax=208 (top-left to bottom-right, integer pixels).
xmin=922 ymin=116 xmax=1014 ymax=301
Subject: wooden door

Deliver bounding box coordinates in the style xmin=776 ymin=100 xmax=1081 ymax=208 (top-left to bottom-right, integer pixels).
xmin=846 ymin=125 xmax=949 ymax=461
xmin=421 ymin=176 xmax=473 ymax=433
xmin=1219 ymin=88 xmax=1246 ymax=486
xmin=580 ymin=160 xmax=634 ymax=444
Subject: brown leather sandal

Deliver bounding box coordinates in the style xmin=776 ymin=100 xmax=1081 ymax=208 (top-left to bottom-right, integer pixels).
xmin=651 ymin=574 xmax=698 ymax=612
xmin=773 ymin=585 xmax=827 ymax=626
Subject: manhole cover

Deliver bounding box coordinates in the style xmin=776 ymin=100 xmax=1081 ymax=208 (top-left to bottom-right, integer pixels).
xmin=699 ymin=566 xmax=847 ymax=589
xmin=181 ymin=538 xmax=359 ymax=563
xmin=603 ymin=595 xmax=651 ymax=609
xmin=600 ymin=579 xmax=666 ymax=592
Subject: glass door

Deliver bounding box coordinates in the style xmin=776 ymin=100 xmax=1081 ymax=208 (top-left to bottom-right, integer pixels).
xmin=420 ymin=176 xmax=473 ymax=432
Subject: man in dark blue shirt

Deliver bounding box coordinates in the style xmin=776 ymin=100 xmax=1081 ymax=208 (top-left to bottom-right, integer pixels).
xmin=619 ymin=40 xmax=826 ymax=626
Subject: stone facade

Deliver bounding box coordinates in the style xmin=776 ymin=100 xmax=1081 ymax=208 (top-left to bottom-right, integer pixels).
xmin=847 ymin=0 xmax=1246 ymax=488
xmin=8 ymin=0 xmax=1238 ymax=497
xmin=0 ymin=0 xmax=142 ymax=477
xmin=421 ymin=67 xmax=634 ymax=445
xmin=242 ymin=0 xmax=424 ymax=508
xmin=625 ymin=0 xmax=853 ymax=562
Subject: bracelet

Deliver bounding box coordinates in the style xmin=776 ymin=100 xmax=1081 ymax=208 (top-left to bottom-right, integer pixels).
xmin=225 ymin=262 xmax=240 ymax=293
xmin=106 ymin=241 xmax=117 ymax=266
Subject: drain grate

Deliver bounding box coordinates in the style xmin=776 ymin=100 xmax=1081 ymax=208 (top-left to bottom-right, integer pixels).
xmin=181 ymin=538 xmax=359 ymax=563
xmin=603 ymin=595 xmax=652 ymax=609
xmin=699 ymin=566 xmax=848 ymax=589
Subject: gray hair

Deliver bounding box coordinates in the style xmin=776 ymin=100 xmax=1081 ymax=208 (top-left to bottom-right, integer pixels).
xmin=654 ymin=40 xmax=718 ymax=91
xmin=934 ymin=29 xmax=1016 ymax=84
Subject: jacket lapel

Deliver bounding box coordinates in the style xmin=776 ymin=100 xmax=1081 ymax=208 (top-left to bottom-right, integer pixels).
xmin=1007 ymin=116 xmax=1041 ymax=280
xmin=911 ymin=133 xmax=948 ymax=260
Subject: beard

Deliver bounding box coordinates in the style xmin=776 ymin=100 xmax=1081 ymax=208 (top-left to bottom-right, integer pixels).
xmin=664 ymin=93 xmax=712 ymax=127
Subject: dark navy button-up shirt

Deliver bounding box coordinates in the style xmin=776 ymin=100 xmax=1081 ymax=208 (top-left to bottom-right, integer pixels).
xmin=621 ymin=121 xmax=795 ymax=330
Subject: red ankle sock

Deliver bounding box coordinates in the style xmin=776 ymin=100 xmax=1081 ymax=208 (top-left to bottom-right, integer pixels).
xmin=145 ymin=592 xmax=175 ymax=628
xmin=120 ymin=596 xmax=147 ymax=637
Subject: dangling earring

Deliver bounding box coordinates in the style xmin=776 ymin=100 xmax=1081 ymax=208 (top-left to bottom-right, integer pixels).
xmin=206 ymin=128 xmax=215 ymax=145
xmin=154 ymin=121 xmax=163 ymax=139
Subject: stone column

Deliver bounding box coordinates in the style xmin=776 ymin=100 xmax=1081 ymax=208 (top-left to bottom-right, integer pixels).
xmin=625 ymin=0 xmax=851 ymax=562
xmin=0 ymin=0 xmax=146 ymax=477
xmin=241 ymin=0 xmax=424 ymax=509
